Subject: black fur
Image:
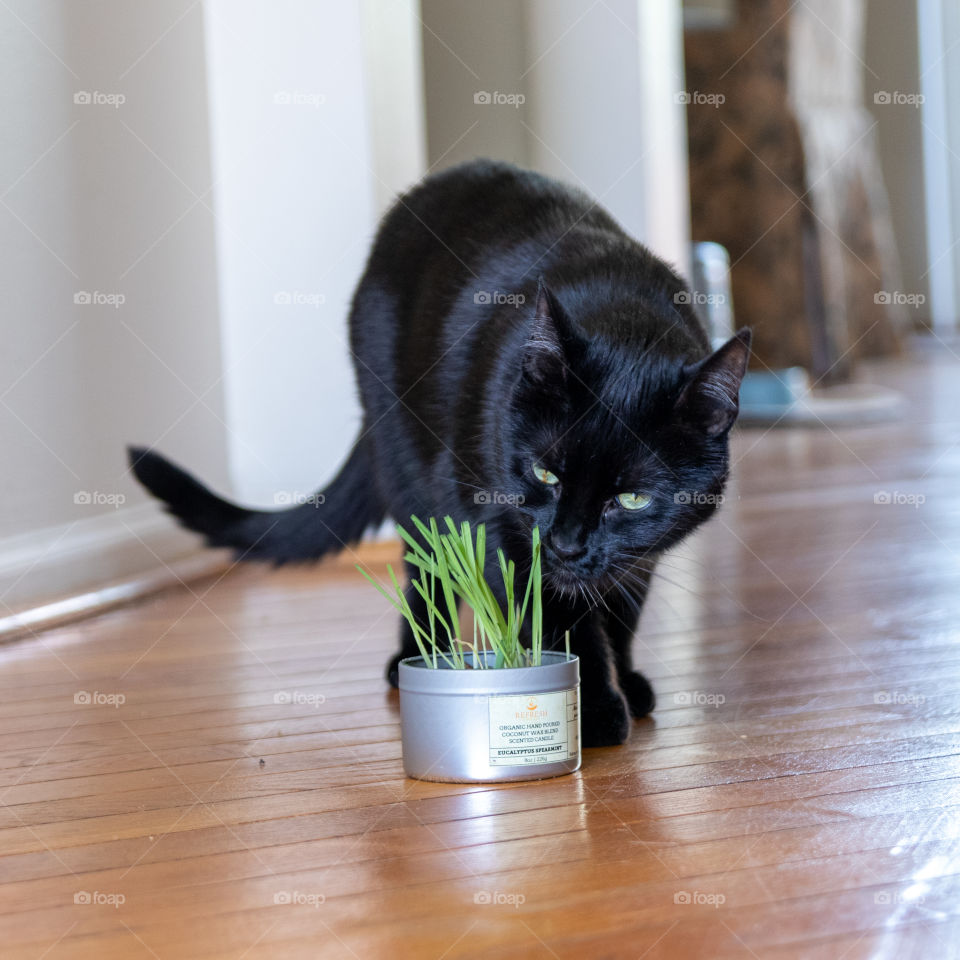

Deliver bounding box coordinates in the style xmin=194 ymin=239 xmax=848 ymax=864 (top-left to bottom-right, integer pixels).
xmin=129 ymin=159 xmax=750 ymax=748
xmin=128 ymin=441 xmax=383 ymax=564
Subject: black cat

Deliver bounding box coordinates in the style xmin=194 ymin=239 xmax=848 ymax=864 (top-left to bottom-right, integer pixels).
xmin=129 ymin=159 xmax=750 ymax=747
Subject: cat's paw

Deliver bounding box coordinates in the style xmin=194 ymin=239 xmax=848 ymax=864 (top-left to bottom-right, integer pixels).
xmin=580 ymin=689 xmax=631 ymax=747
xmin=620 ymin=670 xmax=656 ymax=718
xmin=386 ymin=653 xmax=403 ymax=689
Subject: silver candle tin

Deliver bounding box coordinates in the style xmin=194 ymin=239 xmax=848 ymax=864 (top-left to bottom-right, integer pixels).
xmin=398 ymin=651 xmax=581 ymax=783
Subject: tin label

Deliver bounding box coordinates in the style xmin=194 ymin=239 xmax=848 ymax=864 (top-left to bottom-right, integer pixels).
xmin=487 ymin=687 xmax=580 ymax=766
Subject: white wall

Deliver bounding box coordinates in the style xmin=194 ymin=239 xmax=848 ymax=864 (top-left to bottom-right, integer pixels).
xmin=0 ymin=0 xmax=228 ymax=609
xmin=0 ymin=0 xmax=426 ymax=609
xmin=420 ymin=0 xmax=691 ymax=274
xmin=360 ymin=0 xmax=428 ymax=216
xmin=524 ymin=0 xmax=691 ymax=274
xmin=420 ymin=0 xmax=530 ymax=170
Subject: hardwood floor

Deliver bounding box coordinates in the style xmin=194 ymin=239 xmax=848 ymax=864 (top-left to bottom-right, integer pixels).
xmin=2 ymin=348 xmax=959 ymax=959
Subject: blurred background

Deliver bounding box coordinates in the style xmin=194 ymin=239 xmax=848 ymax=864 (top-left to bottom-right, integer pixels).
xmin=1 ymin=0 xmax=957 ymax=611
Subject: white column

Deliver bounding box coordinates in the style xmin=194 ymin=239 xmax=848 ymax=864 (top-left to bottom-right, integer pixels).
xmin=918 ymin=0 xmax=959 ymax=333
xmin=203 ymin=0 xmax=377 ymax=503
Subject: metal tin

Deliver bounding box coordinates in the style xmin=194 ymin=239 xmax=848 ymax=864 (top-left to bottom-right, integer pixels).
xmin=691 ymin=241 xmax=735 ymax=348
xmin=398 ymin=652 xmax=581 ymax=783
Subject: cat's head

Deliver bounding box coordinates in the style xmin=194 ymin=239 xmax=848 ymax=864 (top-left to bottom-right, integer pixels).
xmin=503 ymin=279 xmax=750 ymax=592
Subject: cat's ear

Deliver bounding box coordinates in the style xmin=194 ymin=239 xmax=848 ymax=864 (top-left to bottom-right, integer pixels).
xmin=675 ymin=328 xmax=752 ymax=436
xmin=521 ymin=278 xmax=570 ymax=386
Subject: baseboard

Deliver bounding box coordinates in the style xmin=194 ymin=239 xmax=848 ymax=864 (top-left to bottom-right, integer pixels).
xmin=0 ymin=503 xmax=402 ymax=643
xmin=0 ymin=502 xmax=216 ymax=616
xmin=0 ymin=551 xmax=232 ymax=643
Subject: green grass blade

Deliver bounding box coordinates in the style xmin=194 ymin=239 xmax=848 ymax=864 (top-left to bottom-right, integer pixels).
xmin=359 ymin=518 xmax=546 ymax=671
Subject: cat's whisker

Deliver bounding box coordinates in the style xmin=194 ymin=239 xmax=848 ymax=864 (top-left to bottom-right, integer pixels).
xmin=610 ymin=579 xmax=643 ymax=617
xmin=649 ymin=553 xmax=729 ymax=580
xmin=592 ymin=583 xmax=611 ymax=613
xmin=608 ymin=561 xmax=710 ymax=604
xmin=609 ymin=570 xmax=695 ymax=628
xmin=628 ymin=555 xmax=773 ymax=623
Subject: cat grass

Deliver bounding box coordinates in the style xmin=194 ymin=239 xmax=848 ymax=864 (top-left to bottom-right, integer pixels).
xmin=358 ymin=516 xmax=553 ymax=669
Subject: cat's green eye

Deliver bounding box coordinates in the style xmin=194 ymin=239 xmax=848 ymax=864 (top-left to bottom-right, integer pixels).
xmin=616 ymin=492 xmax=652 ymax=511
xmin=532 ymin=463 xmax=559 ymax=486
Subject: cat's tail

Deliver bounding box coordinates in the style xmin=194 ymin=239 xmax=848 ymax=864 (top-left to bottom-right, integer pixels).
xmin=126 ymin=440 xmax=385 ymax=564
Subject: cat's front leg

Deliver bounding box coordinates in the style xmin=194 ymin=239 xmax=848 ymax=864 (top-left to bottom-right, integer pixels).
xmin=553 ymin=610 xmax=630 ymax=747
xmin=603 ymin=568 xmax=656 ymax=718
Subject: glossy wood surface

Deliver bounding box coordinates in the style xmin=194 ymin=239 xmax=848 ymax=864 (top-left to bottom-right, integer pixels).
xmin=2 ymin=352 xmax=958 ymax=959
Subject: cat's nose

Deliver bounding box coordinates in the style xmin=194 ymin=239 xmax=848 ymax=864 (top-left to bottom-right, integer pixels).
xmin=547 ymin=531 xmax=586 ymax=560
